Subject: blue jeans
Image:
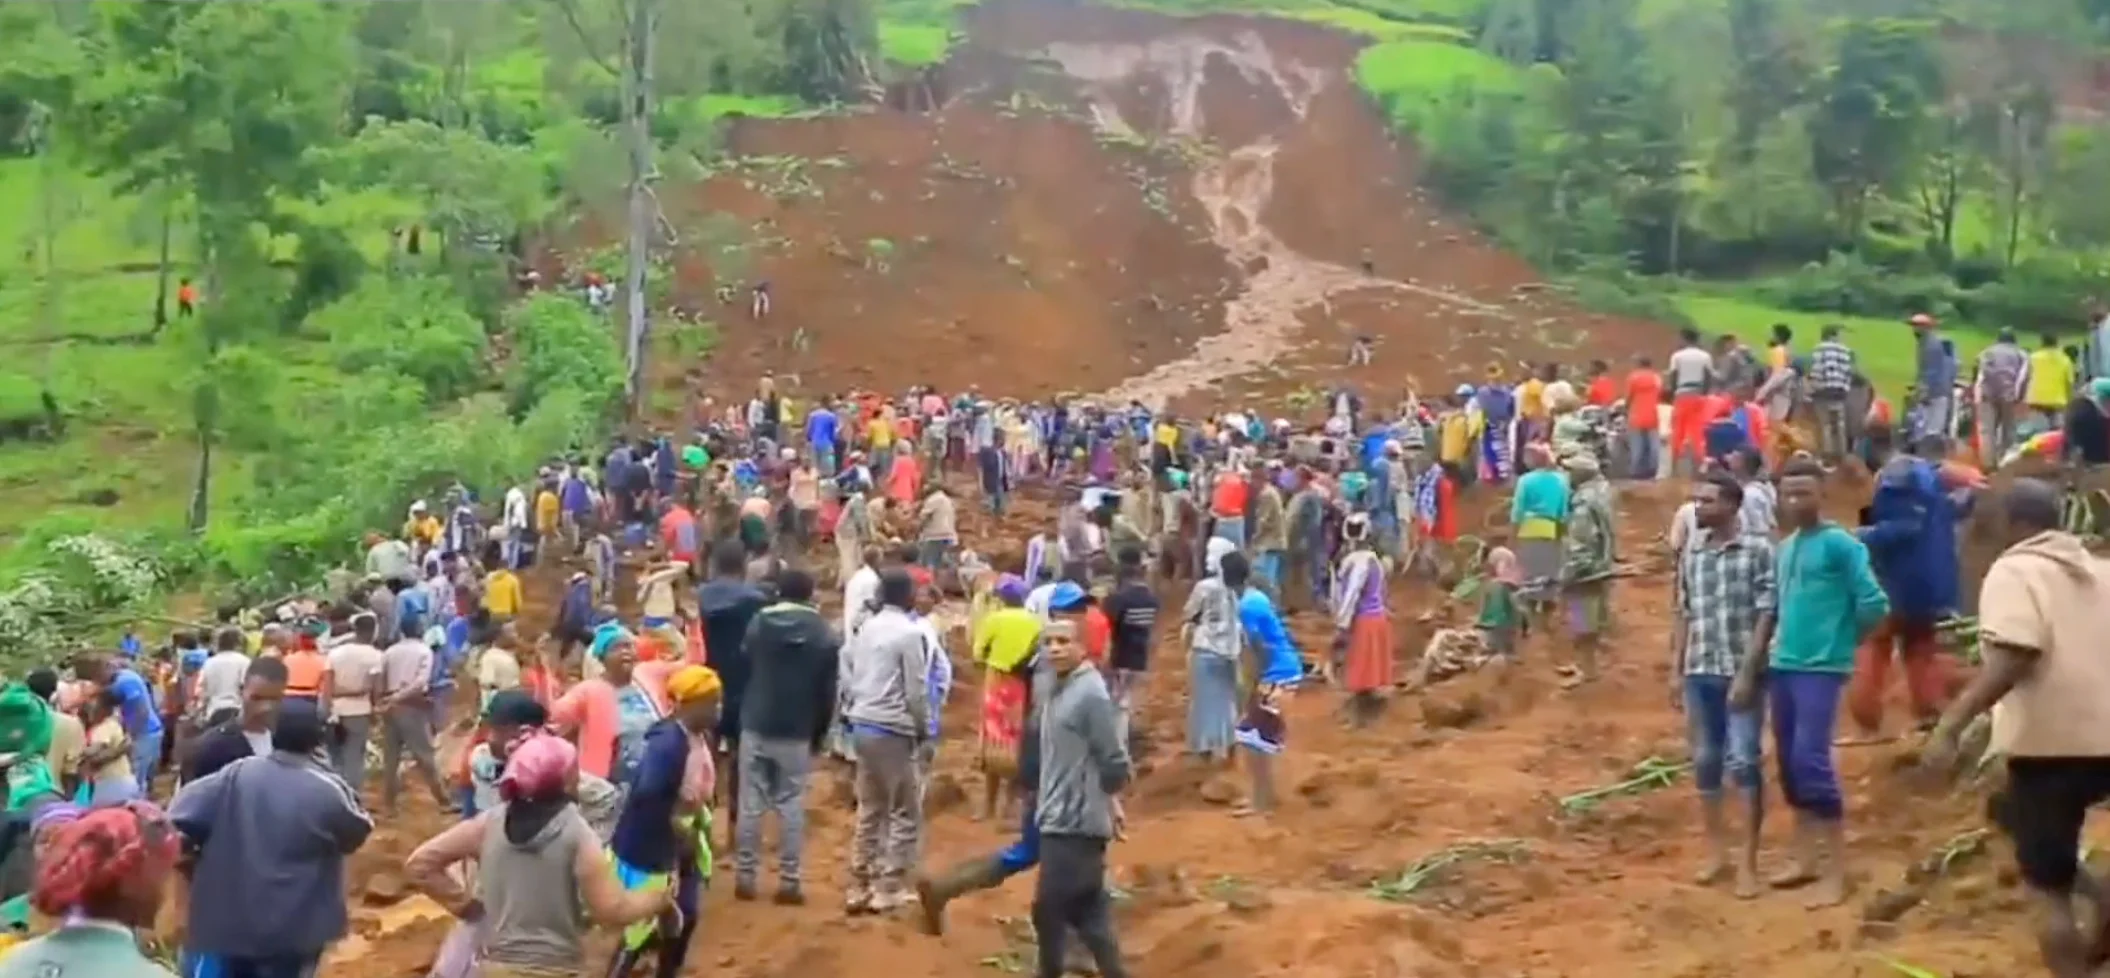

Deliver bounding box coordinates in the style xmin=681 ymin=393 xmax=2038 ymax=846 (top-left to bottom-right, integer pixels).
xmin=1255 ymin=550 xmax=1284 ymax=593
xmin=1683 ymin=675 xmax=1762 ymax=794
xmin=132 ymin=730 xmax=163 ymax=794
xmin=1769 ymin=670 xmax=1846 ymax=819
xmin=1626 ymin=429 xmax=1661 ymax=480
xmin=1212 ymin=517 xmax=1246 ymax=551
xmin=1371 ymin=510 xmax=1400 ymax=559
xmin=997 ymin=793 xmax=1041 ymax=877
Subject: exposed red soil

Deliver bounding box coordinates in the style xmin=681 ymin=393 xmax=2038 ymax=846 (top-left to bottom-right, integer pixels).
xmin=337 ymin=4 xmax=2049 ymax=977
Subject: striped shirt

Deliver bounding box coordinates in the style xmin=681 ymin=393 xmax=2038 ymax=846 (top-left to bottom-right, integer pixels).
xmin=1677 ymin=528 xmax=1777 ymax=677
xmin=1808 ymin=341 xmax=1855 ymax=394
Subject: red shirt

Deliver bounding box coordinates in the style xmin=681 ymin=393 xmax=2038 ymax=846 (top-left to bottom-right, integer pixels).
xmin=1210 ymin=475 xmax=1250 ymax=519
xmin=1625 ymin=370 xmax=1664 ymax=430
xmin=658 ymin=506 xmax=698 ymax=563
xmin=1083 ymin=606 xmax=1112 ymax=665
xmin=1586 ymin=376 xmax=1617 ymax=408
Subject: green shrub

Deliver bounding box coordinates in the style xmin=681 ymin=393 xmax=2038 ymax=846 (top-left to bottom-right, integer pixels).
xmin=506 ymin=292 xmax=624 ymax=418
xmin=1750 ymin=252 xmax=1964 ymax=321
xmin=311 ymin=276 xmax=487 ymax=404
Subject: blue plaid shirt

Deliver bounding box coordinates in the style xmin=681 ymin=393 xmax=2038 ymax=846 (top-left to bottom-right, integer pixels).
xmin=1677 ymin=528 xmax=1777 ymax=677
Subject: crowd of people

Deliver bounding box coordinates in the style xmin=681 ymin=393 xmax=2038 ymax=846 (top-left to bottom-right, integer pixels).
xmin=3 ymin=308 xmax=2110 ymax=978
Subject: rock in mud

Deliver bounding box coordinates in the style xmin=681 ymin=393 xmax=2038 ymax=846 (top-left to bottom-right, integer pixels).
xmin=1198 ymin=775 xmax=1242 ymax=805
xmin=1861 ymin=885 xmax=1924 ymax=923
xmin=363 ymin=873 xmax=409 ymax=906
xmin=1420 ymin=691 xmax=1486 ymax=730
xmin=1222 ymin=886 xmax=1272 ymax=915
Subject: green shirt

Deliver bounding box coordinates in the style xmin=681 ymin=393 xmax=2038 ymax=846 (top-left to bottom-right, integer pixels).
xmin=0 ymin=924 xmax=177 ymax=978
xmin=1769 ymin=522 xmax=1889 ymax=673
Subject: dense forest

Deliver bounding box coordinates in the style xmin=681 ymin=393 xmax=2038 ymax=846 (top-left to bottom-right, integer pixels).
xmin=1357 ymin=0 xmax=2110 ymax=329
xmin=1 ymin=0 xmax=2108 ymax=656
xmin=0 ymin=0 xmax=885 ymax=655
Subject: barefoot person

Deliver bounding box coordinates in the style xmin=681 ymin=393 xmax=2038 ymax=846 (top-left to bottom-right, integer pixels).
xmin=1229 ymin=552 xmax=1301 ymax=816
xmin=1924 ymin=478 xmax=2110 ymax=978
xmin=1672 ymin=473 xmax=1773 ymax=898
xmin=1730 ymin=459 xmax=1887 ymax=908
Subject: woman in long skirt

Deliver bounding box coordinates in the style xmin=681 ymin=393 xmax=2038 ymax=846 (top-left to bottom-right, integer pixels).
xmin=971 ymin=576 xmax=1040 ymax=821
xmin=1331 ymin=515 xmax=1394 ymax=727
xmin=1181 ymin=565 xmax=1243 ymax=761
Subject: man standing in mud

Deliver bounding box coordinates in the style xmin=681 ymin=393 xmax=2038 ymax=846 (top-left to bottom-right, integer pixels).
xmin=1925 ymin=478 xmax=2110 ymax=978
xmin=1030 ymin=617 xmax=1131 ymax=978
xmin=1672 ymin=473 xmax=1772 ymax=899
xmin=1730 ymin=459 xmax=1887 ymax=909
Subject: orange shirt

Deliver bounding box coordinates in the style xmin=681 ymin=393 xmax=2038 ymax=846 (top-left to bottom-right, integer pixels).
xmin=1586 ymin=376 xmax=1617 ymax=408
xmin=283 ymin=649 xmax=326 ymax=697
xmin=1210 ymin=475 xmax=1250 ymax=519
xmin=1625 ymin=370 xmax=1664 ymax=430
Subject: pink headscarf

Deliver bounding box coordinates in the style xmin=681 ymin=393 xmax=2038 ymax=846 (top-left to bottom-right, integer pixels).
xmin=496 ymin=733 xmax=576 ymax=802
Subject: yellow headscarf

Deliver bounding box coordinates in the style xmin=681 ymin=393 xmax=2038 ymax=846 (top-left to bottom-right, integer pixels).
xmin=666 ymin=665 xmax=722 ymax=704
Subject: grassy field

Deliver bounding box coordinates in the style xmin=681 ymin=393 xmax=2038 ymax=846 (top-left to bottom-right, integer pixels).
xmin=1677 ymin=293 xmax=1999 ymax=397
xmin=0 ymin=159 xmax=210 ymax=543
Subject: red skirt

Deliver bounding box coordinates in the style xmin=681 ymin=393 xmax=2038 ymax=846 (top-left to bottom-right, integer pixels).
xmin=1343 ymin=614 xmax=1395 ymax=693
xmin=978 ymin=670 xmax=1028 ymax=777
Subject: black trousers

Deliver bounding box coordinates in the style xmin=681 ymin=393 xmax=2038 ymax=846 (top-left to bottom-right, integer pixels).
xmin=1033 ymin=834 xmax=1126 ymax=978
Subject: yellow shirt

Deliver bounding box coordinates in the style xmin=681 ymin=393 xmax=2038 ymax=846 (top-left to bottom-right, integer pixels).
xmin=869 ymin=416 xmax=895 ymax=448
xmin=1519 ymin=379 xmax=1547 ymax=419
xmin=974 ymin=607 xmax=1044 ymax=673
xmin=534 ymin=489 xmax=561 ymax=534
xmin=1153 ymin=423 xmax=1178 ymax=449
xmin=2027 ymin=347 xmax=2075 ymax=409
xmin=484 ymin=570 xmax=523 ymax=617
xmin=405 ymin=515 xmax=442 ymax=546
xmin=1768 ymin=344 xmax=1790 ymax=371
xmin=1437 ymin=412 xmax=1477 ymax=464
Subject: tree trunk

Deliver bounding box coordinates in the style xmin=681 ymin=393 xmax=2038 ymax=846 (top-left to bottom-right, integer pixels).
xmin=621 ymin=0 xmax=658 ymax=419
xmin=188 ymin=412 xmax=213 ymax=533
xmin=153 ymin=188 xmax=174 ymax=333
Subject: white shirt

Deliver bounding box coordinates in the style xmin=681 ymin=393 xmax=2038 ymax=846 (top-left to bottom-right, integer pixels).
xmin=503 ymin=487 xmax=529 ymax=530
xmin=843 ymin=565 xmax=881 ymax=638
xmin=1205 ymin=536 xmax=1238 ymax=576
xmin=1668 ymin=347 xmax=1714 ymax=393
xmin=196 ymin=651 xmax=252 ymax=719
xmin=325 ymin=642 xmax=386 ymax=718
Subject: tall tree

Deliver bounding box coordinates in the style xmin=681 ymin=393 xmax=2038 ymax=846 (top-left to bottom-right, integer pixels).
xmin=1806 ymin=18 xmax=1941 ymax=241
xmin=75 ymin=1 xmax=358 ymax=529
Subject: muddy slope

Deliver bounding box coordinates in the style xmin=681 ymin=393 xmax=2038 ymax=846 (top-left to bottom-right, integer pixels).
xmin=648 ymin=1 xmax=1671 ymax=412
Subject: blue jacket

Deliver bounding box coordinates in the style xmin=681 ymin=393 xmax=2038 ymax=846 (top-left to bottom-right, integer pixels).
xmin=610 ymin=719 xmax=691 ymax=874
xmin=1860 ymin=458 xmax=1958 ymax=622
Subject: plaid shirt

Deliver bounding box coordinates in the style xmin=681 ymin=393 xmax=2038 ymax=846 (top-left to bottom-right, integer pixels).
xmin=1808 ymin=341 xmax=1855 ymax=394
xmin=1677 ymin=528 xmax=1777 ymax=677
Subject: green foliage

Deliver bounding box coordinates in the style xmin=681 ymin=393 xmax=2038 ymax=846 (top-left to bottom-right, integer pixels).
xmin=1355 ymin=0 xmax=2110 ymax=325
xmin=880 ymin=23 xmax=953 ymax=67
xmin=318 ymin=117 xmax=554 ymax=248
xmin=311 ymin=277 xmax=488 ymax=404
xmin=507 ymin=293 xmax=626 ymax=419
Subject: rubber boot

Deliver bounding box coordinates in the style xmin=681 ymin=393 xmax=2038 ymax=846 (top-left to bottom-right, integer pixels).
xmin=913 ymin=854 xmax=1008 ymax=935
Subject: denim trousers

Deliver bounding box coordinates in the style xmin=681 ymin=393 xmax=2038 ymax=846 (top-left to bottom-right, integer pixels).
xmin=1682 ymin=674 xmax=1762 ymax=794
